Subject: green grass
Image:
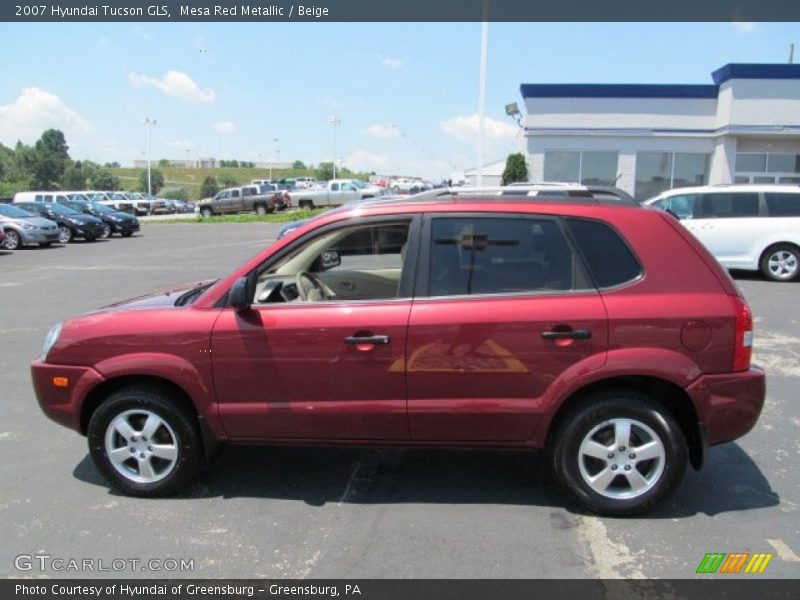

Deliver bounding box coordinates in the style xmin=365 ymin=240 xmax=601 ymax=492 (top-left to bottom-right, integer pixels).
xmin=148 ymin=209 xmax=327 ymax=225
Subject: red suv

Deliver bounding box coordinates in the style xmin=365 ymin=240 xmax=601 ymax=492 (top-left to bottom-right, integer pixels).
xmin=32 ymin=196 xmax=765 ymax=515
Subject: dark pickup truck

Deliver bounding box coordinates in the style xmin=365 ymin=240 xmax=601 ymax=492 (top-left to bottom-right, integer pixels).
xmin=195 ymin=185 xmax=278 ymax=217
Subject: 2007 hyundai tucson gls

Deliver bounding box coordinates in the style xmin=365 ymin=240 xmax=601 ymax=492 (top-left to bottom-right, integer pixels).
xmin=31 ymin=195 xmax=765 ymax=515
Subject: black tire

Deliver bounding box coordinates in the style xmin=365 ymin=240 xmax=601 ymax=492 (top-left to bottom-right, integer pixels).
xmin=200 ymin=207 xmax=213 ymax=218
xmin=552 ymin=391 xmax=687 ymax=516
xmin=255 ymin=204 xmax=267 ymax=216
xmin=299 ymin=200 xmax=313 ymax=210
xmin=87 ymin=386 xmax=203 ymax=497
xmin=84 ymin=234 xmax=97 ymax=242
xmin=4 ymin=229 xmax=21 ymax=250
xmin=121 ymin=231 xmax=134 ymax=237
xmin=58 ymin=225 xmax=73 ymax=244
xmin=759 ymin=243 xmax=800 ymax=282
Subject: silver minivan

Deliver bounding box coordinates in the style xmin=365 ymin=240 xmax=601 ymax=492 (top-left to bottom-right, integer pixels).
xmin=645 ymin=184 xmax=800 ymax=281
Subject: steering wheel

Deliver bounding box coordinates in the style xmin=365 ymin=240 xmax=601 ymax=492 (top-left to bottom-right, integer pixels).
xmin=295 ymin=271 xmax=332 ymax=301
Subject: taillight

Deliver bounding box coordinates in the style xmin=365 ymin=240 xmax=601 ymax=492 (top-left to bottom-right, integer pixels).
xmin=731 ymin=295 xmax=753 ymax=372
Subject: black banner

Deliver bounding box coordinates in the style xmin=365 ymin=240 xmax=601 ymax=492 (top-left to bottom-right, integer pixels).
xmin=5 ymin=580 xmax=800 ymax=600
xmin=2 ymin=0 xmax=800 ymax=22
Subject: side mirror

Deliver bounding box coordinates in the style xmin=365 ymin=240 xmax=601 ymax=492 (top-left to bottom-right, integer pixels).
xmin=320 ymin=249 xmax=341 ymax=270
xmin=229 ymin=277 xmax=252 ymax=311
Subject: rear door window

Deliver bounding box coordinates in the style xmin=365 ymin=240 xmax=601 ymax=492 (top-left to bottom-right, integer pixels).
xmin=701 ymin=193 xmax=759 ymax=218
xmin=566 ymin=218 xmax=642 ymax=288
xmin=427 ymin=217 xmax=583 ymax=296
xmin=765 ymin=193 xmax=800 ymax=217
xmin=665 ymin=194 xmax=698 ymax=220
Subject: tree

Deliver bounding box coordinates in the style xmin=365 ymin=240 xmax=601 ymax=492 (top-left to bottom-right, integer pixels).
xmin=219 ymin=173 xmax=238 ymax=188
xmin=316 ymin=162 xmax=334 ymax=181
xmin=103 ymin=161 xmax=121 ymax=168
xmin=501 ymin=153 xmax=529 ymax=185
xmin=158 ymin=158 xmax=170 ymax=168
xmin=292 ymin=160 xmax=307 ymax=170
xmin=91 ymin=168 xmax=121 ymax=190
xmin=200 ymin=176 xmax=219 ymax=198
xmin=137 ymin=168 xmax=165 ymax=194
xmin=30 ymin=129 xmax=70 ymax=189
xmin=62 ymin=161 xmax=87 ymax=189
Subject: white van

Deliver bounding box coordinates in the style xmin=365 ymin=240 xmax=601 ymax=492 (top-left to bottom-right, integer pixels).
xmin=13 ymin=191 xmax=74 ymax=204
xmin=645 ymin=184 xmax=800 ymax=281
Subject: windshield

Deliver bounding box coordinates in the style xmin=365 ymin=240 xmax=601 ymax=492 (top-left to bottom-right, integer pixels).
xmin=0 ymin=203 xmax=34 ymax=218
xmin=90 ymin=202 xmax=116 ymax=214
xmin=49 ymin=203 xmax=80 ymax=215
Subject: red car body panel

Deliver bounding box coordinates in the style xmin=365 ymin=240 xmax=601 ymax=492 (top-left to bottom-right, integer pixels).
xmin=31 ymin=199 xmax=765 ymax=455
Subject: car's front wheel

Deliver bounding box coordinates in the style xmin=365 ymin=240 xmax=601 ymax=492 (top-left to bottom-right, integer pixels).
xmin=57 ymin=225 xmax=72 ymax=244
xmin=553 ymin=391 xmax=687 ymax=516
xmin=87 ymin=386 xmax=203 ymax=497
xmin=3 ymin=229 xmax=21 ymax=250
xmin=102 ymin=223 xmax=112 ymax=238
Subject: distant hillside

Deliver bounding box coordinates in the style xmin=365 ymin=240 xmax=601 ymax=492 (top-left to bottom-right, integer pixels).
xmin=110 ymin=166 xmax=371 ymax=199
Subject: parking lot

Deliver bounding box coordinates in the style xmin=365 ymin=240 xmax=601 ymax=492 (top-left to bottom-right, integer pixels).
xmin=1 ymin=222 xmax=798 ymax=579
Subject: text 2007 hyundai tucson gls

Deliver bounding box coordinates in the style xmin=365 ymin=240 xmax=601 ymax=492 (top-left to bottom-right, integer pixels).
xmin=32 ymin=196 xmax=765 ymax=515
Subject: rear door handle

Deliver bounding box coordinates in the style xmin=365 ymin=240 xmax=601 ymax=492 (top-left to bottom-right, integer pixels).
xmin=344 ymin=335 xmax=390 ymax=346
xmin=541 ymin=329 xmax=592 ymax=340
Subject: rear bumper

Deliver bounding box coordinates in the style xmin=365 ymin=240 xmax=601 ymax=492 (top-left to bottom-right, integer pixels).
xmin=687 ymin=367 xmax=766 ymax=446
xmin=31 ymin=360 xmax=105 ymax=433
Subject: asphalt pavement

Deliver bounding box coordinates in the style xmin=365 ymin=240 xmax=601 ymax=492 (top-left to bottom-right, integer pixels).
xmin=0 ymin=222 xmax=798 ymax=579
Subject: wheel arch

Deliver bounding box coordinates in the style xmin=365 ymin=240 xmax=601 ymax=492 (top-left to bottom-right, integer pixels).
xmin=545 ymin=375 xmax=705 ymax=470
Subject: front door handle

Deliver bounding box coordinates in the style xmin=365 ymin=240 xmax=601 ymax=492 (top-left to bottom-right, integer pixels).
xmin=541 ymin=329 xmax=592 ymax=340
xmin=344 ymin=335 xmax=390 ymax=346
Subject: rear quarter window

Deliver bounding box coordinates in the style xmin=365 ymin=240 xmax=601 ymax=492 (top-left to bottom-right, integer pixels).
xmin=566 ymin=218 xmax=642 ymax=288
xmin=765 ymin=193 xmax=800 ymax=217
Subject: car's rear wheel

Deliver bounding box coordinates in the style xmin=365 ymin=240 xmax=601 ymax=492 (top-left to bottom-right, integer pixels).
xmin=760 ymin=244 xmax=800 ymax=282
xmin=58 ymin=225 xmax=72 ymax=244
xmin=87 ymin=386 xmax=203 ymax=497
xmin=3 ymin=229 xmax=21 ymax=250
xmin=299 ymin=200 xmax=313 ymax=210
xmin=102 ymin=223 xmax=112 ymax=238
xmin=553 ymin=391 xmax=687 ymax=516
xmin=255 ymin=204 xmax=267 ymax=215
xmin=200 ymin=207 xmax=213 ymax=218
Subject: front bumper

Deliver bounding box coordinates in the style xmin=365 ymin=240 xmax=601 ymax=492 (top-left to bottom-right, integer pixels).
xmin=20 ymin=229 xmax=60 ymax=244
xmin=112 ymin=220 xmax=140 ymax=233
xmin=31 ymin=359 xmax=105 ymax=433
xmin=687 ymin=366 xmax=766 ymax=446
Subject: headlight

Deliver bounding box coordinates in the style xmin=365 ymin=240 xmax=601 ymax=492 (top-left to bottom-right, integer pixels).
xmin=110 ymin=216 xmax=123 ymax=222
xmin=22 ymin=223 xmax=37 ymax=230
xmin=64 ymin=217 xmax=78 ymax=224
xmin=41 ymin=322 xmax=62 ymax=362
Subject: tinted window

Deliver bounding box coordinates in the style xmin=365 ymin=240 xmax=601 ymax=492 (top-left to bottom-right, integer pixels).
xmin=765 ymin=193 xmax=800 ymax=217
xmin=429 ymin=217 xmax=577 ymax=296
xmin=702 ymin=193 xmax=759 ymax=218
xmin=567 ymin=218 xmax=642 ymax=288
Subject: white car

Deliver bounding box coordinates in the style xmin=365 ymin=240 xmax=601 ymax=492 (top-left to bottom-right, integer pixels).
xmin=389 ymin=178 xmax=425 ymax=192
xmin=644 ymin=184 xmax=800 ymax=281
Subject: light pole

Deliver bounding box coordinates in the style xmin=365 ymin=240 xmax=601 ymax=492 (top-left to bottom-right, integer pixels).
xmin=328 ymin=116 xmax=341 ymax=180
xmin=142 ymin=118 xmax=156 ymax=196
xmin=273 ymin=137 xmax=280 ymax=181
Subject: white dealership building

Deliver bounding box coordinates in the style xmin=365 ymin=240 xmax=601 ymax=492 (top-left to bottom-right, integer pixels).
xmin=521 ymin=63 xmax=800 ymax=199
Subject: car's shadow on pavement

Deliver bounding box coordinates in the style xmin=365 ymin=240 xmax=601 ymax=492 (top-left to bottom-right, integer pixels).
xmin=73 ymin=441 xmax=779 ymax=518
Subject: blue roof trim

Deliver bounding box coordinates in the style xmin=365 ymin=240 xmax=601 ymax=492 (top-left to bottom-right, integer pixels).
xmin=520 ymin=84 xmax=719 ymax=99
xmin=712 ymin=63 xmax=800 ymax=84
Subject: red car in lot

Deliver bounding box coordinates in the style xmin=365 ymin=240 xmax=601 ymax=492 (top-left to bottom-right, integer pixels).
xmin=31 ymin=195 xmax=765 ymax=515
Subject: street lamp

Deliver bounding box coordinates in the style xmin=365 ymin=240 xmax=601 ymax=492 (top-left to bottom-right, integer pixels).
xmin=328 ymin=116 xmax=341 ymax=180
xmin=142 ymin=118 xmax=156 ymax=196
xmin=272 ymin=137 xmax=280 ymax=181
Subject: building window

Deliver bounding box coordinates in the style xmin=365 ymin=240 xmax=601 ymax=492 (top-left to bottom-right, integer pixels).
xmin=543 ymin=151 xmax=618 ymax=186
xmin=735 ymin=153 xmax=800 ymax=183
xmin=634 ymin=152 xmax=709 ymax=200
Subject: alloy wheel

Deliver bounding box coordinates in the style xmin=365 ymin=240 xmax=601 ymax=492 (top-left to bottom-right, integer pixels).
xmin=104 ymin=409 xmax=179 ymax=484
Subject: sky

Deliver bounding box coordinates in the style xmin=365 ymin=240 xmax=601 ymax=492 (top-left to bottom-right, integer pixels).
xmin=0 ymin=21 xmax=797 ymax=180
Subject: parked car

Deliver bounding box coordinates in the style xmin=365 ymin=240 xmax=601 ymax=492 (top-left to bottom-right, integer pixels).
xmin=195 ymin=185 xmax=278 ymax=217
xmin=15 ymin=201 xmax=105 ymax=243
xmin=59 ymin=199 xmax=140 ymax=238
xmin=389 ymin=177 xmax=425 ymax=192
xmin=292 ymin=179 xmax=379 ymax=209
xmin=0 ymin=202 xmax=61 ymax=249
xmin=644 ymin=184 xmax=800 ymax=281
xmin=293 ymin=176 xmax=317 ymax=189
xmin=32 ymin=193 xmax=764 ymax=515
